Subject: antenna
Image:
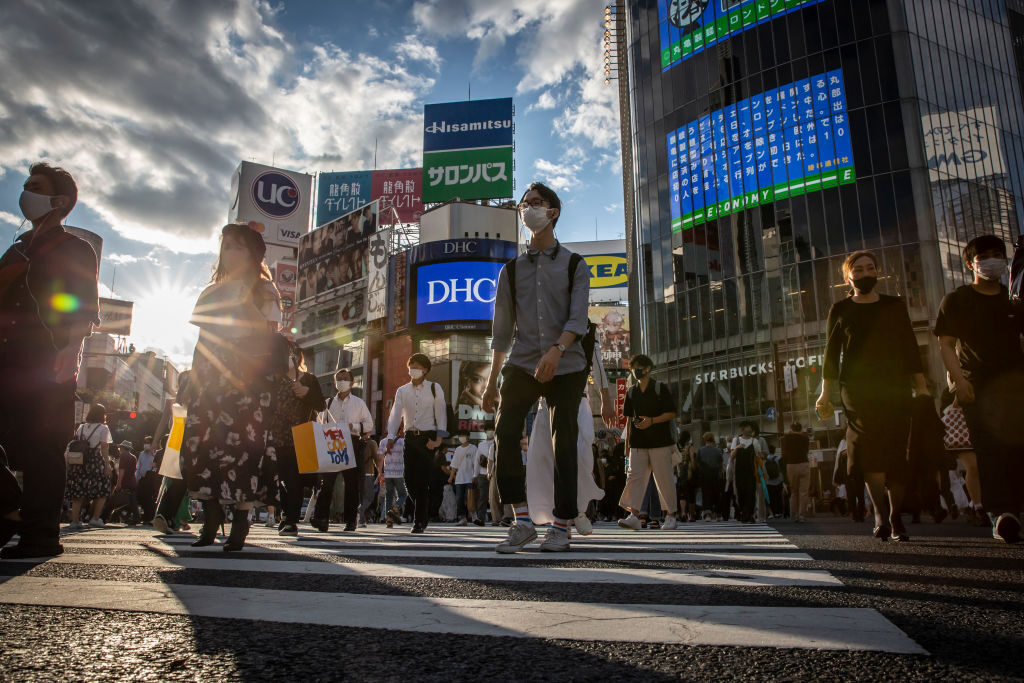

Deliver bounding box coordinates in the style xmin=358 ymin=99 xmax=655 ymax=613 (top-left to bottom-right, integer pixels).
xmin=468 ymin=82 xmax=471 ymax=100
xmin=595 ymin=217 xmax=598 ymax=241
xmin=374 ymin=138 xmax=378 ymax=170
xmin=110 ymin=264 xmax=116 ymax=296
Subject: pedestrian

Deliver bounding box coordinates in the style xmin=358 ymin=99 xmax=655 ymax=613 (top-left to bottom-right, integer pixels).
xmin=473 ymin=431 xmax=491 ymax=525
xmin=182 ymin=221 xmax=285 ymax=552
xmin=379 ymin=433 xmax=408 ymax=527
xmin=833 ymin=433 xmax=866 ymax=523
xmin=781 ymin=423 xmax=812 ymax=522
xmin=675 ymin=433 xmax=697 ymax=523
xmin=817 ymin=250 xmax=930 ymax=542
xmin=359 ymin=436 xmax=381 ymax=527
xmin=318 ymin=367 xmax=373 ymax=532
xmin=153 ymin=371 xmax=194 ymax=535
xmin=617 ymin=354 xmax=680 ymax=531
xmin=267 ymin=343 xmax=325 ymax=536
xmin=135 ymin=437 xmax=159 ymax=524
xmin=385 ymin=353 xmax=448 ymax=534
xmin=482 ymin=182 xmax=590 ymax=553
xmin=695 ymin=432 xmax=723 ymax=521
xmin=114 ymin=441 xmax=140 ymax=525
xmin=448 ymin=429 xmax=480 ymax=526
xmin=0 ymin=163 xmax=99 ymax=558
xmin=483 ymin=427 xmax=510 ymax=525
xmin=763 ymin=447 xmax=785 ymax=519
xmin=935 ymin=234 xmax=1024 ymax=543
xmin=66 ymin=403 xmax=113 ymax=529
xmin=728 ymin=422 xmax=762 ymax=523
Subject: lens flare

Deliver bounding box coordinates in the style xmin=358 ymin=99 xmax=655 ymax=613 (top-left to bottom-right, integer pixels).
xmin=50 ymin=293 xmax=81 ymax=312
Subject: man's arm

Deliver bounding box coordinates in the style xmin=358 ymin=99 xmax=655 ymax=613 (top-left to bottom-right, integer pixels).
xmin=482 ymin=350 xmax=505 ymax=414
xmin=386 ymin=392 xmax=403 ymax=442
xmin=359 ymin=399 xmax=374 ymax=437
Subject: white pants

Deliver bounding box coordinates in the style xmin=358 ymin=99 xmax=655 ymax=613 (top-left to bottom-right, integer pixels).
xmin=619 ymin=445 xmax=678 ymax=515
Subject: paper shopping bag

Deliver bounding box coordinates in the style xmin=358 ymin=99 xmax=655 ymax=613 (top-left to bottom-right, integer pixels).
xmin=293 ymin=420 xmax=356 ymax=474
xmin=158 ymin=403 xmax=187 ymax=480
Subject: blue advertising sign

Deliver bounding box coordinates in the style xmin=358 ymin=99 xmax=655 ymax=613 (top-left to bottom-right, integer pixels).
xmin=422 ymin=97 xmax=514 ymax=152
xmin=667 ymin=69 xmax=854 ymax=231
xmin=315 ymin=171 xmax=372 ymax=227
xmin=658 ymin=0 xmax=827 ymax=71
xmin=415 ymin=260 xmax=503 ymax=325
xmin=252 ymin=170 xmax=301 ymax=219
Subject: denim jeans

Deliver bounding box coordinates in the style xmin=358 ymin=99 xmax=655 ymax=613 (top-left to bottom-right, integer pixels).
xmin=381 ymin=477 xmax=408 ymax=519
xmin=455 ymin=482 xmax=472 ymax=519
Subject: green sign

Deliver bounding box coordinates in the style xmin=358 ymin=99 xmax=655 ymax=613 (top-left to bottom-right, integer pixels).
xmin=422 ymin=147 xmax=513 ymax=203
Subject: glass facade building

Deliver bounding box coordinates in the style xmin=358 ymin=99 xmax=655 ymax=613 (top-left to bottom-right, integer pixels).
xmin=623 ymin=0 xmax=1024 ymax=444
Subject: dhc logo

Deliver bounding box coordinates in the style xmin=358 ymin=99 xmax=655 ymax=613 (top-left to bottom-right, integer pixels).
xmin=427 ymin=278 xmax=497 ymax=305
xmin=252 ymin=171 xmax=300 ymax=219
xmin=585 ymin=254 xmax=629 ymax=288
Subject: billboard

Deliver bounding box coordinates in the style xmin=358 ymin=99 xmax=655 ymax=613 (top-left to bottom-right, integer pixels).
xmin=592 ymin=305 xmax=630 ymax=370
xmin=273 ymin=260 xmax=297 ymax=337
xmin=97 ymin=298 xmax=133 ymax=336
xmin=229 ymin=161 xmax=313 ymax=248
xmin=667 ymin=69 xmax=854 ymax=232
xmin=564 ymin=240 xmax=629 ymax=303
xmin=372 ymin=168 xmax=424 ymax=224
xmin=422 ymin=97 xmax=514 ymax=203
xmin=415 ymin=261 xmax=501 ymax=325
xmin=366 ymin=228 xmax=390 ymax=322
xmin=452 ymin=360 xmax=494 ymax=440
xmin=293 ymin=292 xmax=366 ymax=343
xmin=658 ymin=0 xmax=826 ymax=71
xmin=921 ymin=106 xmax=1005 ymax=181
xmin=316 ymin=171 xmax=372 ymax=226
xmin=297 ymin=200 xmax=378 ymax=302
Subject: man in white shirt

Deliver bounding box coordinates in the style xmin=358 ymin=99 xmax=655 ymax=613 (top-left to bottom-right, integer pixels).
xmin=385 ymin=353 xmax=447 ymax=533
xmin=379 ymin=434 xmax=407 ymax=528
xmin=313 ymin=367 xmax=373 ymax=532
xmin=448 ymin=429 xmax=481 ymax=526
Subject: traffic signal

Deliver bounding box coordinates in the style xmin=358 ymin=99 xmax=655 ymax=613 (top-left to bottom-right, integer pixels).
xmin=129 ymin=411 xmax=137 ymax=419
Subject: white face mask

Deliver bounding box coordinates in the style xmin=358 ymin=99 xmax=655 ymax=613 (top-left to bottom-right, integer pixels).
xmin=19 ymin=190 xmax=55 ymax=221
xmin=975 ymin=257 xmax=1007 ymax=281
xmin=336 ymin=380 xmax=351 ymax=393
xmin=459 ymin=436 xmax=469 ymax=444
xmin=409 ymin=368 xmax=424 ymax=381
xmin=521 ymin=206 xmax=551 ymax=232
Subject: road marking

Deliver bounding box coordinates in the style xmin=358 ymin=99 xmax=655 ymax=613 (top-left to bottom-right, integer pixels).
xmin=0 ymin=576 xmax=925 ymax=653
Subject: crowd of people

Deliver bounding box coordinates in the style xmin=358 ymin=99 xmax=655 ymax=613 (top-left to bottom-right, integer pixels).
xmin=1 ymin=167 xmax=1021 ymax=560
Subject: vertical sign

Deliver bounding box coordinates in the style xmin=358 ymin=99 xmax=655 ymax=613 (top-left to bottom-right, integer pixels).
xmin=615 ymin=378 xmax=628 ymax=430
xmin=366 ymin=228 xmax=390 ymax=322
xmin=315 ymin=170 xmax=373 ymax=227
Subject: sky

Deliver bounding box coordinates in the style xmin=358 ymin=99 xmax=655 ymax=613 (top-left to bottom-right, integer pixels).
xmin=0 ymin=0 xmax=625 ymax=368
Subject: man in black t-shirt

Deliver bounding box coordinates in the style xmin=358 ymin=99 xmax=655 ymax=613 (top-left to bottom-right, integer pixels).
xmin=617 ymin=354 xmax=680 ymax=530
xmin=935 ymin=234 xmax=1024 ymax=544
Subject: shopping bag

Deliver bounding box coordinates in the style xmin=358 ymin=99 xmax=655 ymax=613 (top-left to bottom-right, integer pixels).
xmin=158 ymin=403 xmax=187 ymax=480
xmin=292 ymin=418 xmax=356 ymax=474
xmin=941 ymin=402 xmax=971 ymax=450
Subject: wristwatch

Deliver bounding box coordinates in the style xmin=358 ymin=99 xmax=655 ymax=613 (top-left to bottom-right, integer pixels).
xmin=553 ymin=343 xmax=566 ymax=354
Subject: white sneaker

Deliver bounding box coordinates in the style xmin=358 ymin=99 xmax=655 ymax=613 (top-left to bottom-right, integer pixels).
xmin=88 ymin=518 xmax=105 ymax=528
xmin=573 ymin=514 xmax=593 ymax=536
xmin=617 ymin=513 xmax=642 ymax=531
xmin=68 ymin=521 xmax=84 ymax=530
xmin=495 ymin=524 xmax=538 ymax=553
xmin=662 ymin=515 xmax=679 ymax=530
xmin=455 ymin=518 xmax=468 ymax=527
xmin=264 ymin=517 xmax=276 ymax=528
xmin=539 ymin=527 xmax=570 ymax=552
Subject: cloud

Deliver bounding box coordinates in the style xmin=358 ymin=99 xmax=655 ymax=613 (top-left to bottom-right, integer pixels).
xmin=534 ymin=158 xmax=582 ymax=193
xmin=105 ymin=251 xmax=160 ymax=265
xmin=0 ymin=0 xmax=435 ymax=253
xmin=395 ymin=37 xmax=442 ymax=72
xmin=526 ymin=91 xmax=557 ymax=113
xmin=0 ymin=210 xmax=23 ymax=227
xmin=604 ymin=202 xmax=621 ymax=212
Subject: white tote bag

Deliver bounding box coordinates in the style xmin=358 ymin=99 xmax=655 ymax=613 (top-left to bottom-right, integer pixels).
xmin=293 ymin=413 xmax=357 ymax=474
xmin=157 ymin=403 xmax=188 ymax=480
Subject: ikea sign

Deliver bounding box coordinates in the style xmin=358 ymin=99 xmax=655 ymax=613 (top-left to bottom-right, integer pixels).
xmin=584 ymin=253 xmax=628 ymax=289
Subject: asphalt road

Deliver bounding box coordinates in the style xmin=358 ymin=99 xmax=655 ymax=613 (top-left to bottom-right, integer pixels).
xmin=0 ymin=515 xmax=1021 ymax=681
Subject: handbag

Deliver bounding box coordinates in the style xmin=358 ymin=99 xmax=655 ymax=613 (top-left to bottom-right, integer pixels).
xmin=65 ymin=424 xmax=100 ymax=466
xmin=292 ymin=409 xmax=356 ymax=474
xmin=941 ymin=401 xmax=972 ymax=450
xmin=157 ymin=403 xmax=188 ymax=480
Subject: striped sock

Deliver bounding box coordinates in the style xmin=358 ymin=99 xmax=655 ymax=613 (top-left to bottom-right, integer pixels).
xmin=513 ymin=505 xmax=533 ymax=528
xmin=551 ymin=517 xmax=569 ymax=535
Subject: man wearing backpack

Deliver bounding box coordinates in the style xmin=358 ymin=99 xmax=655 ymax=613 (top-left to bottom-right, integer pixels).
xmin=386 ymin=353 xmax=448 ymax=534
xmin=617 ymin=354 xmax=680 ymax=531
xmin=483 ymin=182 xmax=590 ymax=553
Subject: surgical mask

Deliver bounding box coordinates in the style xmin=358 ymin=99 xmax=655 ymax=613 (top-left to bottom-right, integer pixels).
xmin=19 ymin=190 xmax=55 ymax=221
xmin=336 ymin=380 xmax=351 ymax=393
xmin=852 ymin=276 xmax=877 ymax=294
xmin=459 ymin=436 xmax=469 ymax=444
xmin=975 ymin=258 xmax=1007 ymax=281
xmin=409 ymin=368 xmax=424 ymax=380
xmin=521 ymin=206 xmax=551 ymax=232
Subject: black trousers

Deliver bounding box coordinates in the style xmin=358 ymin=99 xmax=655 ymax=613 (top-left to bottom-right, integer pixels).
xmin=734 ymin=451 xmax=756 ymax=521
xmin=0 ymin=363 xmax=74 ymax=543
xmin=963 ymin=372 xmax=1024 ymax=515
xmin=404 ymin=433 xmax=437 ymax=528
xmin=156 ymin=476 xmax=188 ymax=521
xmin=137 ymin=471 xmax=160 ymax=522
xmin=846 ymin=465 xmax=866 ymax=520
xmin=494 ymin=365 xmax=588 ymax=521
xmin=276 ymin=444 xmax=312 ymax=525
xmin=313 ymin=436 xmax=363 ymax=527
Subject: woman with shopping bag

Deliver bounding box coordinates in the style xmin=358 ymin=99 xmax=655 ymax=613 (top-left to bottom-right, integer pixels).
xmin=181 ymin=222 xmax=288 ymax=552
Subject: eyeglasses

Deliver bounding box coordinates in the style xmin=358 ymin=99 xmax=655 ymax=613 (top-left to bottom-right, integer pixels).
xmin=518 ymin=199 xmax=549 ymax=210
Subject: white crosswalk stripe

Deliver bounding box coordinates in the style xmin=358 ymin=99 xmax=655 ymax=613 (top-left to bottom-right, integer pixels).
xmin=0 ymin=522 xmax=926 ymax=654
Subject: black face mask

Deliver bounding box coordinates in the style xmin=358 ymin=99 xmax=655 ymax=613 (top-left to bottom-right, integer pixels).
xmin=852 ymin=276 xmax=877 ymax=294
xmin=632 ymin=367 xmax=649 ymax=380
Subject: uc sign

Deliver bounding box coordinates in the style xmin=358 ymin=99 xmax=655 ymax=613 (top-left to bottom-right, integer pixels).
xmin=584 ymin=254 xmax=628 ymax=289
xmin=252 ymin=171 xmax=300 ymax=219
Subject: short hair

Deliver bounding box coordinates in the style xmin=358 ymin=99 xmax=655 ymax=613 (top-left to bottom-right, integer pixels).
xmin=85 ymin=403 xmax=106 ymax=424
xmin=841 ymin=250 xmax=878 ymax=281
xmin=143 ymin=436 xmax=153 ymax=444
xmin=791 ymin=422 xmax=803 ymax=432
xmin=519 ymin=182 xmax=562 ymax=228
xmin=29 ymin=162 xmax=77 ymax=218
xmin=963 ymin=235 xmax=1007 ymax=265
xmin=408 ymin=353 xmax=431 ymax=372
xmin=703 ymin=431 xmax=715 ymax=443
xmin=335 ymin=367 xmax=352 ymax=380
xmin=456 ymin=427 xmax=470 ymax=436
xmin=629 ymin=354 xmax=654 ymax=369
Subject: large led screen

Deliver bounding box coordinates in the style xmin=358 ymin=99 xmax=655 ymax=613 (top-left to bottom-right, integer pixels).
xmin=667 ymin=69 xmax=854 ymax=232
xmin=659 ymin=0 xmax=826 ymax=71
xmin=414 ymin=260 xmax=502 ymax=325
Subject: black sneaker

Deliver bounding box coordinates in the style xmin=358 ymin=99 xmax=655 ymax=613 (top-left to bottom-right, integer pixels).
xmin=1 ymin=541 xmax=63 ymax=559
xmin=310 ymin=518 xmax=329 ymax=533
xmin=278 ymin=524 xmax=298 ymax=536
xmin=994 ymin=513 xmax=1021 ymax=544
xmin=411 ymin=525 xmax=425 ymax=534
xmin=343 ymin=523 xmax=357 ymax=532
xmin=0 ymin=518 xmax=18 ymax=548
xmin=472 ymin=518 xmax=485 ymax=527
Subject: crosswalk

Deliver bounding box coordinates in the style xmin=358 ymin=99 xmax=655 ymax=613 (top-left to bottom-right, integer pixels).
xmin=0 ymin=521 xmax=925 ymax=653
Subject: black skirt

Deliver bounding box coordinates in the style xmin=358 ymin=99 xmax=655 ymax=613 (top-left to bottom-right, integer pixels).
xmin=840 ymin=381 xmax=911 ymax=481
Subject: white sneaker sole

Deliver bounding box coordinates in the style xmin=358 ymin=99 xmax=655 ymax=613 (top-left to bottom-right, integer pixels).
xmin=495 ymin=530 xmax=538 ymax=554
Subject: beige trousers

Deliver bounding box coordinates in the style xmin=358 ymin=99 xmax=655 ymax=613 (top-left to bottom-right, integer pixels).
xmin=787 ymin=462 xmax=811 ymax=519
xmin=619 ymin=446 xmax=678 ymax=515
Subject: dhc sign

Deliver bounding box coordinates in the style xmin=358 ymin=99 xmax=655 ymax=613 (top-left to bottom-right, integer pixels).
xmin=416 ymin=260 xmax=504 ymax=325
